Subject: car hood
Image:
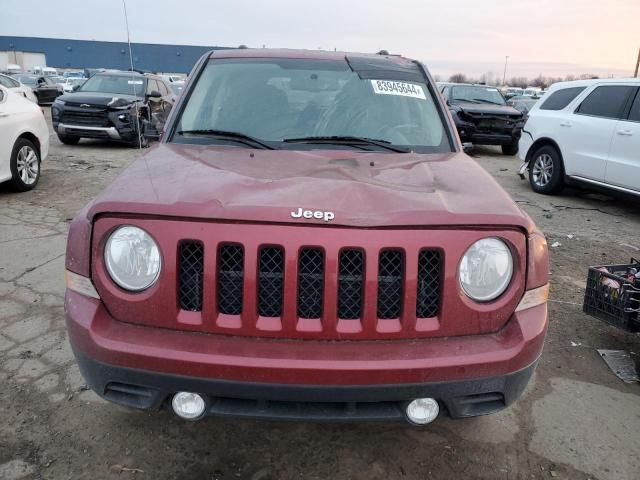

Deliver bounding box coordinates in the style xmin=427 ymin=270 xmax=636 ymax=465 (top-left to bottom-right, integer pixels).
xmin=455 ymin=102 xmax=523 ymax=117
xmin=86 ymin=144 xmax=533 ymax=230
xmin=58 ymin=91 xmax=141 ymax=106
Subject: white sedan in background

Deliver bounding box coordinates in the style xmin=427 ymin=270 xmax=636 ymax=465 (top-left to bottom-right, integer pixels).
xmin=0 ymin=73 xmax=38 ymax=103
xmin=0 ymin=86 xmax=49 ymax=191
xmin=519 ymin=78 xmax=640 ymax=196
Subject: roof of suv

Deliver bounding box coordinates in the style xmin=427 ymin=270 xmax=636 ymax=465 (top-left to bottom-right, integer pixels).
xmin=549 ymin=77 xmax=640 ymax=90
xmin=208 ymin=48 xmax=418 ymax=67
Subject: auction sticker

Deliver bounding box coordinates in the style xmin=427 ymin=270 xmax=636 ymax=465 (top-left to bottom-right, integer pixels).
xmin=127 ymin=80 xmax=143 ymax=85
xmin=371 ymin=80 xmax=426 ymax=99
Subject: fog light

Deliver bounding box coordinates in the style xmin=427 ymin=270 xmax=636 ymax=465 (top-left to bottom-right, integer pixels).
xmin=171 ymin=392 xmax=206 ymax=420
xmin=406 ymin=398 xmax=439 ymax=425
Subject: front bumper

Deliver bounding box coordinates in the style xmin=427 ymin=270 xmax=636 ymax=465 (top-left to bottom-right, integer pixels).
xmin=51 ymin=106 xmax=141 ymax=142
xmin=65 ymin=290 xmax=547 ymax=421
xmin=74 ymin=347 xmax=538 ymax=421
xmin=57 ymin=123 xmax=121 ymax=140
xmin=453 ymin=118 xmax=523 ymax=146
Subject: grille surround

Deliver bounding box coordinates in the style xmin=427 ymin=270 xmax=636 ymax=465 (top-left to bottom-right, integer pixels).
xmin=62 ymin=108 xmax=111 ymax=127
xmin=94 ymin=218 xmax=526 ymax=341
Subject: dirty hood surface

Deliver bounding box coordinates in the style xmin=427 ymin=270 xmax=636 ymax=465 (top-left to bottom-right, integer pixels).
xmin=87 ymin=143 xmax=532 ymax=230
xmin=58 ymin=91 xmax=141 ymax=106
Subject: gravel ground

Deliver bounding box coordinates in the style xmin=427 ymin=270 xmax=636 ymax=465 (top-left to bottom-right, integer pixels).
xmin=1 ymin=109 xmax=639 ymax=480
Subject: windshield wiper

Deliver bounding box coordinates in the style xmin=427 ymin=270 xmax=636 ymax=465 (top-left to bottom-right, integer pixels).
xmin=176 ymin=129 xmax=275 ymax=150
xmin=282 ymin=136 xmax=411 ymax=153
xmin=472 ymin=98 xmax=503 ymax=105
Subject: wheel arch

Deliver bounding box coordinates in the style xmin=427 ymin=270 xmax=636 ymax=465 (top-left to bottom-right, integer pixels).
xmin=526 ymin=137 xmax=565 ymax=177
xmin=16 ymin=132 xmax=41 ymax=158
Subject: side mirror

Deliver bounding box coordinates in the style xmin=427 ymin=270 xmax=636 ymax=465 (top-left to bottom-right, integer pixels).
xmin=462 ymin=142 xmax=474 ymax=154
xmin=72 ymin=85 xmax=80 ymax=92
xmin=146 ymin=90 xmax=162 ymax=98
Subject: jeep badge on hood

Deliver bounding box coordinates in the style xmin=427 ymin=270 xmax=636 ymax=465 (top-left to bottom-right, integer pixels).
xmin=291 ymin=208 xmax=335 ymax=222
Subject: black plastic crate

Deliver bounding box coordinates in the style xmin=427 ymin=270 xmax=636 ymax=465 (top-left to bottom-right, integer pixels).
xmin=583 ymin=259 xmax=640 ymax=332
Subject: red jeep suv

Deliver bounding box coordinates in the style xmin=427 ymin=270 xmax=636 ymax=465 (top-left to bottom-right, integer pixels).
xmin=64 ymin=49 xmax=549 ymax=425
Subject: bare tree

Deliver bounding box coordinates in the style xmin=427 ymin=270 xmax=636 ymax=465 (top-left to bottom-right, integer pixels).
xmin=449 ymin=73 xmax=467 ymax=83
xmin=529 ymin=75 xmax=548 ymax=88
xmin=509 ymin=77 xmax=528 ymax=88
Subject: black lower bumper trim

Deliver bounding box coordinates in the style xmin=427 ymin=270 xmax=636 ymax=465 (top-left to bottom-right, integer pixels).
xmin=73 ymin=348 xmax=538 ymax=422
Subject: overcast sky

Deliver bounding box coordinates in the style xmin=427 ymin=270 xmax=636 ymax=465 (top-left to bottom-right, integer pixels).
xmin=2 ymin=0 xmax=638 ymax=78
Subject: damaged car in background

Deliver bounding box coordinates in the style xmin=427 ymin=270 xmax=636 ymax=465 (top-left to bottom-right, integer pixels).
xmin=439 ymin=83 xmax=525 ymax=155
xmin=51 ymin=71 xmax=175 ymax=146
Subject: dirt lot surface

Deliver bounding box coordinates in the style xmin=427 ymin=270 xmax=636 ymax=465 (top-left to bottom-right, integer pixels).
xmin=1 ymin=109 xmax=639 ymax=480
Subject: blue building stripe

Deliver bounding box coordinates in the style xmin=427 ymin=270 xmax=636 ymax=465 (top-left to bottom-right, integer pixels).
xmin=1 ymin=36 xmax=232 ymax=73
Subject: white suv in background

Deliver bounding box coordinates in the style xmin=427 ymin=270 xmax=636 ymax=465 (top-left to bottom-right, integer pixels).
xmin=518 ymin=79 xmax=640 ymax=196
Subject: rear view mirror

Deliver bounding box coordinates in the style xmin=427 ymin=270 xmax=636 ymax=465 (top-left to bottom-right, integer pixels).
xmin=147 ymin=90 xmax=162 ymax=98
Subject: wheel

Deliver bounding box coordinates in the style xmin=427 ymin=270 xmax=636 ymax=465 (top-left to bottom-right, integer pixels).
xmin=57 ymin=134 xmax=80 ymax=145
xmin=9 ymin=138 xmax=41 ymax=192
xmin=501 ymin=142 xmax=519 ymax=156
xmin=528 ymin=145 xmax=564 ymax=195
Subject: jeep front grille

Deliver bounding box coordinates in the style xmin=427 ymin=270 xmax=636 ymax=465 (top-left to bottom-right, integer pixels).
xmin=176 ymin=241 xmax=442 ymax=336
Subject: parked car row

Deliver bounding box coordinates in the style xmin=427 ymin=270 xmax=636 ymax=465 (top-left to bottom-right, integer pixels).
xmin=0 ymin=73 xmax=38 ymax=103
xmin=9 ymin=73 xmax=63 ymax=105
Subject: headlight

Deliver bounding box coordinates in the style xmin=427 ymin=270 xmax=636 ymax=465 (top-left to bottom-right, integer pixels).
xmin=104 ymin=226 xmax=161 ymax=291
xmin=459 ymin=238 xmax=513 ymax=302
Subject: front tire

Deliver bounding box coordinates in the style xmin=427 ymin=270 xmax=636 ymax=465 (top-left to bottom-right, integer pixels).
xmin=501 ymin=142 xmax=519 ymax=156
xmin=528 ymin=145 xmax=564 ymax=195
xmin=57 ymin=134 xmax=80 ymax=145
xmin=9 ymin=138 xmax=41 ymax=192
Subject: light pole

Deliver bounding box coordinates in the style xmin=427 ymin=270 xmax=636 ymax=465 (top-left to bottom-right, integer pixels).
xmin=502 ymin=56 xmax=510 ymax=86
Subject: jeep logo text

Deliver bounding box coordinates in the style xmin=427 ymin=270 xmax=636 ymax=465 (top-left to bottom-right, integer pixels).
xmin=291 ymin=208 xmax=335 ymax=222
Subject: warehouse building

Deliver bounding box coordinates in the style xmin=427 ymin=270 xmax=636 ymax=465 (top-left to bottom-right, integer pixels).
xmin=0 ymin=36 xmax=232 ymax=73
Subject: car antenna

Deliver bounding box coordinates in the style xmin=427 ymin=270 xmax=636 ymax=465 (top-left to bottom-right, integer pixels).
xmin=122 ymin=0 xmax=143 ymax=150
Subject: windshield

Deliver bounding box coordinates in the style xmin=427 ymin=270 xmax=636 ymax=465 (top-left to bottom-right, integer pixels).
xmin=79 ymin=74 xmax=145 ymax=96
xmin=174 ymin=58 xmax=449 ymax=152
xmin=451 ymin=86 xmax=506 ymax=105
xmin=13 ymin=74 xmax=38 ymax=86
